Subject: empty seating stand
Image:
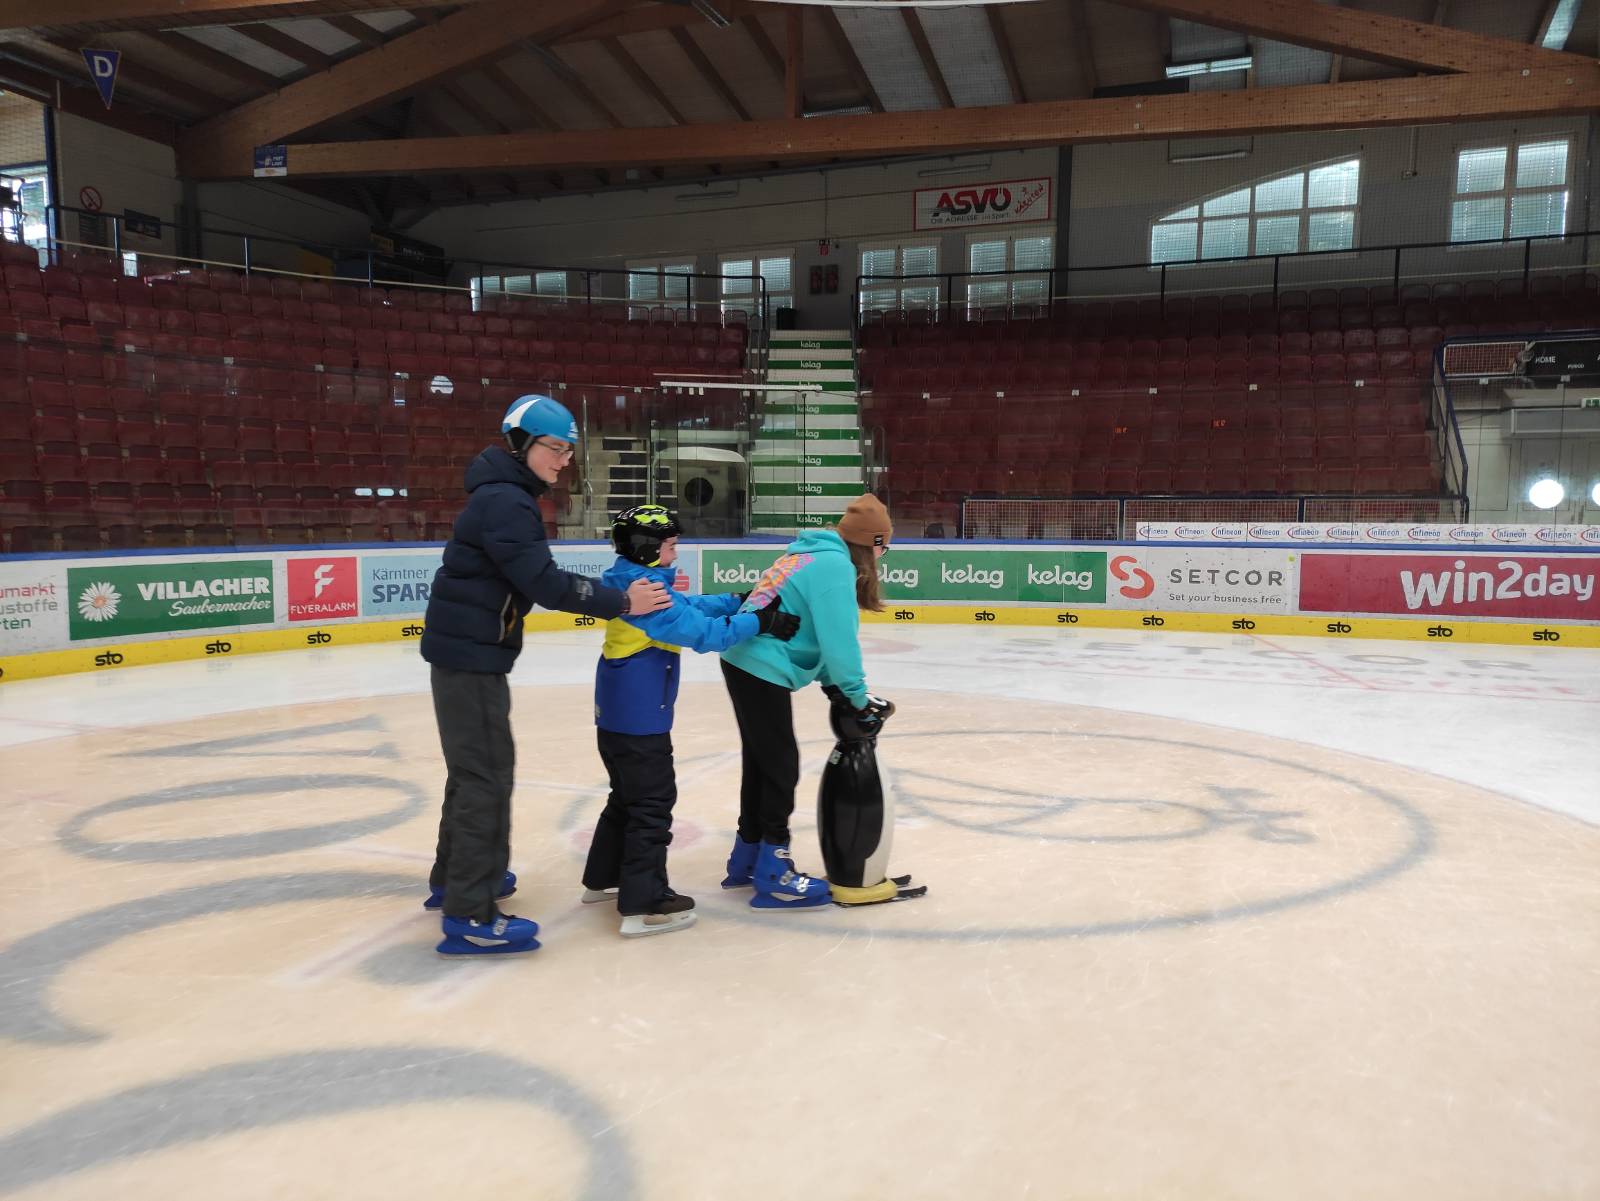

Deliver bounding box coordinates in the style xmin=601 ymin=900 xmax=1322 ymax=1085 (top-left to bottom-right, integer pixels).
xmin=0 ymin=247 xmax=751 ymax=551
xmin=860 ymin=275 xmax=1599 ymax=533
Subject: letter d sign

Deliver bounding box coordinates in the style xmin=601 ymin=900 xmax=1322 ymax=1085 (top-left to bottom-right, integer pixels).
xmin=82 ymin=49 xmax=121 ymax=109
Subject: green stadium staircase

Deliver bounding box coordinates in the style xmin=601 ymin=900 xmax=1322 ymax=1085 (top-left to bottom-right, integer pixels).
xmin=749 ymin=329 xmax=865 ymax=533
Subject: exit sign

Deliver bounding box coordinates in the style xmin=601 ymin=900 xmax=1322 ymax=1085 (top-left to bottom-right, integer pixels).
xmin=1583 ymin=397 xmax=1600 ymax=408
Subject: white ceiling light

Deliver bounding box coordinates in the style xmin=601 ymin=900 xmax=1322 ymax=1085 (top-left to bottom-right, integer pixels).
xmin=1540 ymin=0 xmax=1581 ymax=49
xmin=802 ymin=104 xmax=874 ymax=118
xmin=689 ymin=0 xmax=731 ymax=28
xmin=1166 ymin=56 xmax=1253 ymax=79
xmin=1527 ymin=476 xmax=1565 ymax=509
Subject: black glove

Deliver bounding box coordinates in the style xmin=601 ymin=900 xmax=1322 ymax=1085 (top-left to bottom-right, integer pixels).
xmin=754 ymin=598 xmax=800 ymax=641
xmin=824 ymin=686 xmax=894 ymax=736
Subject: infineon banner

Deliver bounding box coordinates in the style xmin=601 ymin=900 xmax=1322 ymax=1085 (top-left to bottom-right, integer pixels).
xmin=1299 ymin=552 xmax=1600 ymax=621
xmin=66 ymin=560 xmax=275 ymax=640
xmin=1139 ymin=521 xmax=1600 ymax=547
xmin=701 ymin=547 xmax=1108 ymax=604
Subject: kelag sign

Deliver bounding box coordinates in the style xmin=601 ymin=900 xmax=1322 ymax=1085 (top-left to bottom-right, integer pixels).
xmin=67 ymin=561 xmax=275 ymax=640
xmin=701 ymin=548 xmax=1107 ymax=604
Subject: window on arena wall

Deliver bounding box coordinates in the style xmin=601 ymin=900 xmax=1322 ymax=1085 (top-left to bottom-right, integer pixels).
xmin=1149 ymin=158 xmax=1361 ymax=264
xmin=858 ymin=240 xmax=939 ymax=313
xmin=966 ymin=228 xmax=1053 ymax=313
xmin=1450 ymin=139 xmax=1569 ymax=243
xmin=472 ymin=270 xmax=569 ymax=305
xmin=0 ymin=162 xmax=49 ymax=253
xmin=626 ymin=259 xmax=695 ymax=310
xmin=719 ymin=251 xmax=793 ymax=323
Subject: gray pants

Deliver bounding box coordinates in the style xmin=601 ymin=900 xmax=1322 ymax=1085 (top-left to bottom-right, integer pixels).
xmin=428 ymin=664 xmax=515 ymax=922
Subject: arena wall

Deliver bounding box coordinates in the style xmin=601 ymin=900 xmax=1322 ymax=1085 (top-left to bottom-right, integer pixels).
xmin=3 ymin=540 xmax=1596 ymax=682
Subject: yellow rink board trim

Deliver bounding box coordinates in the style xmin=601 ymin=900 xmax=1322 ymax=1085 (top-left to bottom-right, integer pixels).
xmin=0 ymin=606 xmax=1595 ymax=683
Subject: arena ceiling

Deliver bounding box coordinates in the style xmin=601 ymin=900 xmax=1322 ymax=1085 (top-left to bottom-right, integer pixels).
xmin=0 ymin=0 xmax=1593 ymax=224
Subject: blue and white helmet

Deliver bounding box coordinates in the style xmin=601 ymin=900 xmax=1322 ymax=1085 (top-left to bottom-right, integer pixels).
xmin=501 ymin=394 xmax=578 ymax=455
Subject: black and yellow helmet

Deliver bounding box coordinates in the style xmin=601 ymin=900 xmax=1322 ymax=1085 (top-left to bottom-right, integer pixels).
xmin=612 ymin=504 xmax=682 ymax=566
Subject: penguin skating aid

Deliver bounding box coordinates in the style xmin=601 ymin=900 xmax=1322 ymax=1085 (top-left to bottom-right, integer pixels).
xmin=816 ymin=692 xmax=927 ymax=906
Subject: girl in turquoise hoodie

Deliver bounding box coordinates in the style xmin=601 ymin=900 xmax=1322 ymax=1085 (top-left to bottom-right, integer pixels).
xmin=719 ymin=494 xmax=895 ymax=908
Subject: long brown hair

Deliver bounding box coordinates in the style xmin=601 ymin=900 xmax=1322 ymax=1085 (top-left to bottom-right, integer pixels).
xmin=848 ymin=542 xmax=884 ymax=612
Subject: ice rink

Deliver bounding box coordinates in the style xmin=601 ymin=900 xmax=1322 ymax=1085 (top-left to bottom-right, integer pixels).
xmin=1 ymin=624 xmax=1597 ymax=1201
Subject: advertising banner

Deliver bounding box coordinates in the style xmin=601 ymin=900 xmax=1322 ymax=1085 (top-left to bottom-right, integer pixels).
xmin=700 ymin=547 xmax=1108 ymax=604
xmin=1106 ymin=547 xmax=1297 ymax=612
xmin=0 ymin=561 xmax=68 ymax=654
xmin=360 ymin=552 xmax=442 ymax=617
xmin=1299 ymin=552 xmax=1600 ymax=621
xmin=1140 ymin=521 xmax=1600 ymax=547
xmin=912 ymin=177 xmax=1051 ymax=231
xmin=66 ymin=560 xmax=275 ymax=640
xmin=286 ymin=555 xmax=359 ymax=622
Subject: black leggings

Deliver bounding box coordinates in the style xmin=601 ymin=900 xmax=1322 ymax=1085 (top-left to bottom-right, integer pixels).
xmin=720 ymin=659 xmax=799 ymax=846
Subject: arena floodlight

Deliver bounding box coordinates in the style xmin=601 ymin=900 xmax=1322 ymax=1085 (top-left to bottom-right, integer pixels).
xmin=1527 ymin=476 xmax=1565 ymax=509
xmin=802 ymin=104 xmax=874 ymax=119
xmin=1540 ymin=0 xmax=1581 ymax=49
xmin=1165 ymin=56 xmax=1253 ymax=79
xmin=691 ymin=0 xmax=731 ymax=28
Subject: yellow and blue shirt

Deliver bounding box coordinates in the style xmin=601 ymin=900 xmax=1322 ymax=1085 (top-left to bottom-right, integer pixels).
xmin=594 ymin=557 xmax=759 ymax=735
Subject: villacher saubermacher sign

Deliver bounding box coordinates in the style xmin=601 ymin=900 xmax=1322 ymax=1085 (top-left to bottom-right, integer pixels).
xmin=913 ymin=176 xmax=1052 ymax=231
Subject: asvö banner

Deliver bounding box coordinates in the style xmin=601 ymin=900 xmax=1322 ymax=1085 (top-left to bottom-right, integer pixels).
xmin=912 ymin=177 xmax=1051 ymax=231
xmin=67 ymin=561 xmax=275 ymax=640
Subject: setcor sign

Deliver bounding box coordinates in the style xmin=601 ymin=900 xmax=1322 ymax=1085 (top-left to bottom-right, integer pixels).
xmin=913 ymin=177 xmax=1052 ymax=231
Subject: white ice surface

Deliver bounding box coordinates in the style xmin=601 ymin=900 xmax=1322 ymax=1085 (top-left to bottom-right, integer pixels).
xmin=3 ymin=625 xmax=1596 ymax=823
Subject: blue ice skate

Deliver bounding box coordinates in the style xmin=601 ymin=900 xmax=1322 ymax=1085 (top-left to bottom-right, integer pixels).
xmin=423 ymin=870 xmax=517 ymax=911
xmin=720 ymin=836 xmax=760 ymax=889
xmin=436 ymin=913 xmax=540 ymax=956
xmin=749 ymin=843 xmax=832 ymax=909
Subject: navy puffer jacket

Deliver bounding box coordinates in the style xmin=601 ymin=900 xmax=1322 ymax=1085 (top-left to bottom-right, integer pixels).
xmin=421 ymin=446 xmax=625 ymax=673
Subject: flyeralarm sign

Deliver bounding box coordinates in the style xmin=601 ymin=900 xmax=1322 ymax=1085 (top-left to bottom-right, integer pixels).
xmin=913 ymin=177 xmax=1052 ymax=231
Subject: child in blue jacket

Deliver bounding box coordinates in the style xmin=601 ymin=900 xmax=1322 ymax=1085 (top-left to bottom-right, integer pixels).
xmin=583 ymin=504 xmax=800 ymax=937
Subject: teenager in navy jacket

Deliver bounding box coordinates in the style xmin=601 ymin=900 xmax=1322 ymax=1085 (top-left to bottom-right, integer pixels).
xmin=582 ymin=504 xmax=799 ymax=937
xmin=422 ymin=397 xmax=671 ymax=957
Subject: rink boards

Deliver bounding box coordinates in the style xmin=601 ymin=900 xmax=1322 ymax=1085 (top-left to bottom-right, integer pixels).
xmin=1 ymin=539 xmax=1598 ymax=681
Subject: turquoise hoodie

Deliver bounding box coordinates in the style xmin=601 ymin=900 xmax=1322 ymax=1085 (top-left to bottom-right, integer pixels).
xmin=720 ymin=528 xmax=869 ymax=706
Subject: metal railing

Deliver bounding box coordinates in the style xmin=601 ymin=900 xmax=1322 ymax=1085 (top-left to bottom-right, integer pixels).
xmin=854 ymin=226 xmax=1600 ymax=329
xmin=42 ymin=204 xmax=767 ymax=339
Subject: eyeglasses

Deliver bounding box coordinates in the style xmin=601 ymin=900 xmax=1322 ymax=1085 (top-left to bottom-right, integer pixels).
xmin=534 ymin=439 xmax=575 ymax=461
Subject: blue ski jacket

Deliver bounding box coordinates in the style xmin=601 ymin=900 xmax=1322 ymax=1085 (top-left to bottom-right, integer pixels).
xmin=421 ymin=447 xmax=625 ymax=674
xmin=594 ymin=557 xmax=760 ymax=735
